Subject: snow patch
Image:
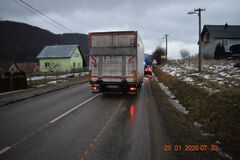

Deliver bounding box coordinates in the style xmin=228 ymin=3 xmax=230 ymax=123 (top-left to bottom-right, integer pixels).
xmin=182 ymin=77 xmax=194 ymax=84
xmin=193 ymin=121 xmax=202 ymax=129
xmin=168 ymin=99 xmax=189 ymax=114
xmin=157 ymin=82 xmax=189 ymax=114
xmin=47 ymin=81 xmax=57 ymax=84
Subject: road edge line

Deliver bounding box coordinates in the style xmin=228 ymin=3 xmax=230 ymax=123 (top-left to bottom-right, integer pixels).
xmin=0 ymin=146 xmax=11 ymax=155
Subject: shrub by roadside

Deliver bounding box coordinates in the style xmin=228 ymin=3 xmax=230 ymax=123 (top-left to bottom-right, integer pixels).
xmin=154 ymin=68 xmax=240 ymax=159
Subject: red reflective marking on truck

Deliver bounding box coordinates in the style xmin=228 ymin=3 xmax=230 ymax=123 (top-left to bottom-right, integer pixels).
xmin=128 ymin=56 xmax=134 ymax=63
xmin=91 ymin=56 xmax=97 ymax=67
xmin=91 ymin=56 xmax=96 ymax=63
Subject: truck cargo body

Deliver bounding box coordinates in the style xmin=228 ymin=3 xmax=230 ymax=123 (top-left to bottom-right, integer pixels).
xmin=89 ymin=31 xmax=144 ymax=94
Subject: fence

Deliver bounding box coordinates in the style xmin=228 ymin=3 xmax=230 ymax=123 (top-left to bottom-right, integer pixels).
xmin=0 ymin=71 xmax=27 ymax=92
xmin=26 ymin=70 xmax=89 ymax=87
xmin=0 ymin=68 xmax=89 ymax=93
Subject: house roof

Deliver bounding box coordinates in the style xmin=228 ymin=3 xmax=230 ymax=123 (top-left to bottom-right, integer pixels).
xmin=16 ymin=62 xmax=39 ymax=73
xmin=202 ymin=24 xmax=240 ymax=39
xmin=37 ymin=44 xmax=79 ymax=59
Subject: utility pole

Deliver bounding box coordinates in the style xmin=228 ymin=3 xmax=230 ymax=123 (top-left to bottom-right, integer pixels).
xmin=188 ymin=8 xmax=205 ymax=72
xmin=164 ymin=34 xmax=169 ymax=59
xmin=163 ymin=34 xmax=169 ymax=59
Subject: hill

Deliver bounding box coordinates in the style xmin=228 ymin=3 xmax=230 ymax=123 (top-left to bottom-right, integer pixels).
xmin=0 ymin=20 xmax=89 ymax=65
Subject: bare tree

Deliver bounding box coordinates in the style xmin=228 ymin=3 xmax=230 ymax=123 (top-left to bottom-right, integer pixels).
xmin=180 ymin=49 xmax=190 ymax=59
xmin=46 ymin=62 xmax=60 ymax=72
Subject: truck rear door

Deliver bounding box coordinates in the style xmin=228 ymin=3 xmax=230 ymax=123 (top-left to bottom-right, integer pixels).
xmin=89 ymin=32 xmax=137 ymax=83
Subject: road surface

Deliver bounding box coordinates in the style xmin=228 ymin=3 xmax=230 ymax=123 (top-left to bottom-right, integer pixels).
xmin=0 ymin=79 xmax=174 ymax=160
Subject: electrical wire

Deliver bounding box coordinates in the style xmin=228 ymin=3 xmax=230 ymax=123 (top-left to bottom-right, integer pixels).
xmin=166 ymin=0 xmax=215 ymax=37
xmin=12 ymin=0 xmax=67 ymax=32
xmin=14 ymin=0 xmax=74 ymax=33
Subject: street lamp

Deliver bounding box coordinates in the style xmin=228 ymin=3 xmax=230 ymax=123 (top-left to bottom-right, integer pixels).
xmin=188 ymin=8 xmax=205 ymax=72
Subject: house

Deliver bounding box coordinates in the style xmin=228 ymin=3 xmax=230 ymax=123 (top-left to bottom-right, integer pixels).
xmin=16 ymin=62 xmax=39 ymax=75
xmin=37 ymin=45 xmax=84 ymax=72
xmin=9 ymin=63 xmax=20 ymax=74
xmin=201 ymin=23 xmax=240 ymax=59
xmin=0 ymin=61 xmax=19 ymax=76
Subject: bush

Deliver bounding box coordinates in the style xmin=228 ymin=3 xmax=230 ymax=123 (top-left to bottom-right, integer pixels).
xmin=214 ymin=43 xmax=225 ymax=59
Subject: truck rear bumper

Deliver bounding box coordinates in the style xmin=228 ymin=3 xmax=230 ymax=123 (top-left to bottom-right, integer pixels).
xmin=90 ymin=80 xmax=139 ymax=94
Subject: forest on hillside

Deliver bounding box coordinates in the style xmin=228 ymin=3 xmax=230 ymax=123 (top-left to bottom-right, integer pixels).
xmin=0 ymin=21 xmax=89 ymax=64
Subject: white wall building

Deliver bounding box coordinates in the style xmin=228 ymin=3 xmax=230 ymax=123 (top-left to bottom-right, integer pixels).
xmin=201 ymin=24 xmax=240 ymax=59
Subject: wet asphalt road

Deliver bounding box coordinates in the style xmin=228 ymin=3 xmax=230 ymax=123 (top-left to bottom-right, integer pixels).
xmin=0 ymin=79 xmax=174 ymax=160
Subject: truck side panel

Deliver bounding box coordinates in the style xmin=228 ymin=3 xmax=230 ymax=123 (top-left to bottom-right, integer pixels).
xmin=136 ymin=33 xmax=144 ymax=81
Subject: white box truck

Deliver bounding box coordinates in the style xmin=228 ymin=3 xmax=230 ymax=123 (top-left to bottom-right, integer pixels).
xmin=88 ymin=31 xmax=144 ymax=94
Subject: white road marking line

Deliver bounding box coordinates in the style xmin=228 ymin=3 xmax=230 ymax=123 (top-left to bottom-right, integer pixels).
xmin=0 ymin=146 xmax=11 ymax=155
xmin=50 ymin=94 xmax=100 ymax=124
xmin=0 ymin=94 xmax=101 ymax=156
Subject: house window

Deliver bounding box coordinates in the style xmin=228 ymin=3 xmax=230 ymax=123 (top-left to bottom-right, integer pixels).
xmin=45 ymin=62 xmax=50 ymax=67
xmin=78 ymin=63 xmax=81 ymax=68
xmin=223 ymin=39 xmax=229 ymax=47
xmin=73 ymin=62 xmax=76 ymax=68
xmin=204 ymin=33 xmax=210 ymax=42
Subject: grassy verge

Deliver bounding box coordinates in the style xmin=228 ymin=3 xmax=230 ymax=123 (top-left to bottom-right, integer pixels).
xmin=154 ymin=68 xmax=240 ymax=159
xmin=150 ymin=78 xmax=218 ymax=159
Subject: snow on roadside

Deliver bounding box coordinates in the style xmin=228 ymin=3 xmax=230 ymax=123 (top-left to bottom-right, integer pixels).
xmin=157 ymin=62 xmax=236 ymax=160
xmin=154 ymin=76 xmax=189 ymax=114
xmin=181 ymin=76 xmax=194 ymax=85
xmin=160 ymin=61 xmax=240 ymax=91
xmin=27 ymin=73 xmax=85 ymax=81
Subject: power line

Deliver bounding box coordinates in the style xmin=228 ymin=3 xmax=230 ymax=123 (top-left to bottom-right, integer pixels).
xmin=198 ymin=0 xmax=210 ymax=7
xmin=166 ymin=0 xmax=214 ymax=37
xmin=16 ymin=0 xmax=74 ymax=33
xmin=12 ymin=0 xmax=67 ymax=32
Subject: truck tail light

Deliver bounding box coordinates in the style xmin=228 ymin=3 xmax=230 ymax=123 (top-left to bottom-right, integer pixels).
xmin=129 ymin=87 xmax=137 ymax=91
xmin=91 ymin=86 xmax=97 ymax=91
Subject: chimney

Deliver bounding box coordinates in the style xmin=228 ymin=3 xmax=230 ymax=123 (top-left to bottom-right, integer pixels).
xmin=224 ymin=23 xmax=228 ymax=29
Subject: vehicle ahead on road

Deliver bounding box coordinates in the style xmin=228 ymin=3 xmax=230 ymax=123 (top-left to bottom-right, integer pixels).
xmin=144 ymin=66 xmax=153 ymax=78
xmin=88 ymin=31 xmax=144 ymax=94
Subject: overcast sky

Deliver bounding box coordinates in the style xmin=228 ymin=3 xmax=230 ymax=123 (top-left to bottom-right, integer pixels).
xmin=1 ymin=0 xmax=240 ymax=59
